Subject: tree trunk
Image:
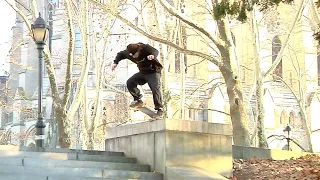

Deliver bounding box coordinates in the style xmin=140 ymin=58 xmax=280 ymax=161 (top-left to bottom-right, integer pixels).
xmin=67 ymin=0 xmax=90 ymax=121
xmin=300 ymin=109 xmax=313 ymax=152
xmin=220 ymin=66 xmax=250 ymax=146
xmin=255 ymin=83 xmax=268 ymax=148
xmin=179 ymin=23 xmax=186 ymax=120
xmin=55 ymin=108 xmax=71 ymax=148
xmin=49 ymin=107 xmax=58 ymax=148
xmin=218 ymin=17 xmax=250 ymax=146
xmin=94 ymin=0 xmax=250 ymax=144
xmin=296 ymin=68 xmax=313 ymax=152
xmin=86 ymin=132 xmax=94 ymax=150
xmin=252 ymin=7 xmax=268 ymax=148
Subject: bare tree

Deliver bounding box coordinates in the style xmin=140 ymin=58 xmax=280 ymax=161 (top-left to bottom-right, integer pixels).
xmin=90 ymin=0 xmax=251 ymax=145
xmin=80 ymin=2 xmax=117 ymax=149
xmin=5 ymin=0 xmax=117 ymax=148
xmin=89 ymin=0 xmax=316 ymax=146
xmin=250 ymin=0 xmax=308 ymax=148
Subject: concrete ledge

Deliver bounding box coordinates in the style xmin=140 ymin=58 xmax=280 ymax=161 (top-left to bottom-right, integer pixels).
xmin=233 ymin=145 xmax=314 ymax=160
xmin=105 ymin=119 xmax=233 ymax=180
xmin=105 ymin=119 xmax=232 ymax=139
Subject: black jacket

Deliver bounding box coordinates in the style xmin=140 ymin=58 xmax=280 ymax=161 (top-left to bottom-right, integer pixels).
xmin=114 ymin=44 xmax=163 ymax=74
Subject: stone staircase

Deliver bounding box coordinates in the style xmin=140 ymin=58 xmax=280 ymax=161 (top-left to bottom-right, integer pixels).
xmin=0 ymin=146 xmax=163 ymax=180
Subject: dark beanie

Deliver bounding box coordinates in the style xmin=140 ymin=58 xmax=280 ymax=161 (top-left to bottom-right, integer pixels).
xmin=126 ymin=43 xmax=139 ymax=54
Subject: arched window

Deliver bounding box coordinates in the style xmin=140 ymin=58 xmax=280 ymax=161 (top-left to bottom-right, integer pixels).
xmin=272 ymin=36 xmax=283 ymax=78
xmin=296 ymin=112 xmax=303 ymax=129
xmin=289 ymin=111 xmax=295 ymax=128
xmin=280 ymin=110 xmax=287 ymax=127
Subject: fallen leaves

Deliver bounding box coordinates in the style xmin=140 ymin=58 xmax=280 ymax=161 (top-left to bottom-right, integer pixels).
xmin=231 ymin=154 xmax=320 ymax=180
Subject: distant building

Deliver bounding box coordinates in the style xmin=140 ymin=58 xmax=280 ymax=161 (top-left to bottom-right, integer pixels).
xmin=2 ymin=0 xmax=320 ymax=152
xmin=0 ymin=75 xmax=9 ymax=129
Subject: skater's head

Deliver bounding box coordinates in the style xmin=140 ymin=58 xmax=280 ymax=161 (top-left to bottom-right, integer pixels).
xmin=127 ymin=42 xmax=143 ymax=58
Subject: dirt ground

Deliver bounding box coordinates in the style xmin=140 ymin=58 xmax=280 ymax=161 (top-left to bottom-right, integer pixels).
xmin=230 ymin=154 xmax=320 ymax=180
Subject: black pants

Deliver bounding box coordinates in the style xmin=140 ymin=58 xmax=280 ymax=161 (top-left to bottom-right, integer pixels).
xmin=126 ymin=72 xmax=163 ymax=110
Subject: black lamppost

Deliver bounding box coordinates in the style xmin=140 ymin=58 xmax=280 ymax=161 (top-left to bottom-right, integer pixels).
xmin=31 ymin=13 xmax=49 ymax=147
xmin=283 ymin=124 xmax=292 ymax=151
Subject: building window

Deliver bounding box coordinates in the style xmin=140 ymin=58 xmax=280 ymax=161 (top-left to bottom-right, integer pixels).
xmin=280 ymin=110 xmax=287 ymax=127
xmin=8 ymin=112 xmax=13 ymax=123
xmin=18 ymin=72 xmax=25 ymax=90
xmin=188 ymin=109 xmax=194 ymax=120
xmin=74 ymin=27 xmax=81 ymax=55
xmin=272 ymin=36 xmax=283 ymax=78
xmin=296 ymin=112 xmax=303 ymax=129
xmin=52 ymin=0 xmax=58 ymax=8
xmin=289 ymin=111 xmax=295 ymax=128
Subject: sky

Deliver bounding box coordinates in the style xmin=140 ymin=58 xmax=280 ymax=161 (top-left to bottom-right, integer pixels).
xmin=0 ymin=0 xmax=16 ymax=76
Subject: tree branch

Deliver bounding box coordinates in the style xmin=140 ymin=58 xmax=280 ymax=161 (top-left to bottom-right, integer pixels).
xmin=263 ymin=0 xmax=306 ymax=78
xmin=157 ymin=0 xmax=223 ymax=47
xmin=89 ymin=0 xmax=221 ymax=66
xmin=189 ymin=77 xmax=223 ymax=96
xmin=312 ymin=128 xmax=320 ymax=132
xmin=67 ymin=0 xmax=90 ymax=121
xmin=14 ymin=0 xmax=32 ymax=14
xmin=6 ymin=0 xmax=59 ymax=104
xmin=5 ymin=0 xmax=32 ymax=32
xmin=7 ymin=39 xmax=29 ymax=57
xmin=30 ymin=0 xmax=38 ymax=19
xmin=62 ymin=0 xmax=75 ymax=108
xmin=310 ymin=0 xmax=320 ymax=25
xmin=272 ymin=75 xmax=301 ymax=107
xmin=188 ymin=107 xmax=230 ymax=116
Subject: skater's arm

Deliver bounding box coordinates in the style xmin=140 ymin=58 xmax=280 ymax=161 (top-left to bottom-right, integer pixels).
xmin=144 ymin=44 xmax=159 ymax=58
xmin=114 ymin=50 xmax=128 ymax=64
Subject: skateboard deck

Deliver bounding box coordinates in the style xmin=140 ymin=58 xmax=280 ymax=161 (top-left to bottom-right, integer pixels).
xmin=130 ymin=106 xmax=163 ymax=120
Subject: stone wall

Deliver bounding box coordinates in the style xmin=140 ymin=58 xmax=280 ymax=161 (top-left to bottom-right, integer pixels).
xmin=105 ymin=119 xmax=233 ymax=179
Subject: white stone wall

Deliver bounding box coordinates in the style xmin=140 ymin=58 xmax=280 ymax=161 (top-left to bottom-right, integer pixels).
xmin=210 ymin=88 xmax=226 ymax=124
xmin=264 ymin=91 xmax=276 ymax=128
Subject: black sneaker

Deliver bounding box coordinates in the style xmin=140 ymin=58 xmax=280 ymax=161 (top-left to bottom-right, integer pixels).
xmin=130 ymin=100 xmax=144 ymax=108
xmin=153 ymin=109 xmax=164 ymax=119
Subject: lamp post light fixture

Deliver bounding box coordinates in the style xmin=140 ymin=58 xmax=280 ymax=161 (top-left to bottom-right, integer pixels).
xmin=283 ymin=124 xmax=292 ymax=151
xmin=31 ymin=13 xmax=49 ymax=147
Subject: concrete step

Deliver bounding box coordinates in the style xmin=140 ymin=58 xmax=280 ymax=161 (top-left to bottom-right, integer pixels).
xmin=0 ymin=165 xmax=163 ymax=180
xmin=20 ymin=146 xmax=125 ymax=156
xmin=0 ymin=157 xmax=149 ymax=172
xmin=0 ymin=173 xmax=137 ymax=180
xmin=0 ymin=145 xmax=124 ymax=156
xmin=0 ymin=151 xmax=137 ymax=163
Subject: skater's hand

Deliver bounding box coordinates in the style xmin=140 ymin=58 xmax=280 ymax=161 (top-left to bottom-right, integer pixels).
xmin=147 ymin=55 xmax=155 ymax=60
xmin=111 ymin=63 xmax=117 ymax=71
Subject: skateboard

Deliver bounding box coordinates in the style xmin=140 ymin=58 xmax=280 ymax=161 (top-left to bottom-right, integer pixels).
xmin=130 ymin=106 xmax=163 ymax=120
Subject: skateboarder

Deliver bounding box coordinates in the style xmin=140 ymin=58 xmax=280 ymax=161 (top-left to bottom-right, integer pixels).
xmin=111 ymin=42 xmax=164 ymax=118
